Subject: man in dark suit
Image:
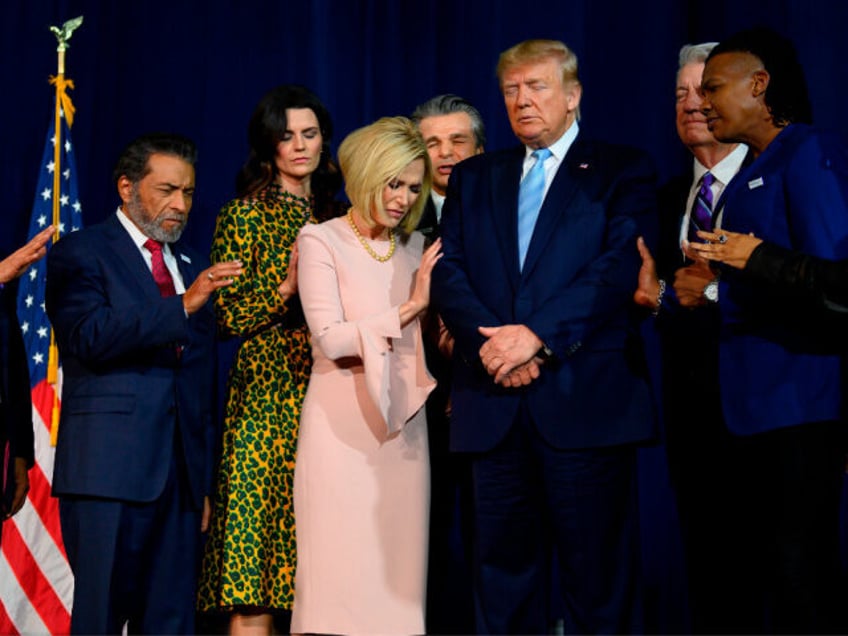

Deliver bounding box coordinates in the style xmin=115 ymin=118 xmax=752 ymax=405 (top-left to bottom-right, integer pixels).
xmin=412 ymin=94 xmax=485 ymax=241
xmin=432 ymin=39 xmax=657 ymax=634
xmin=0 ymin=226 xmax=53 ymax=528
xmin=45 ymin=133 xmax=242 ymax=634
xmin=633 ymin=42 xmax=749 ymax=634
xmin=411 ymin=93 xmax=485 ymax=635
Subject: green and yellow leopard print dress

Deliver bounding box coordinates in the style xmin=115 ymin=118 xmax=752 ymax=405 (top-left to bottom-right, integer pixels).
xmin=198 ymin=184 xmax=314 ymax=612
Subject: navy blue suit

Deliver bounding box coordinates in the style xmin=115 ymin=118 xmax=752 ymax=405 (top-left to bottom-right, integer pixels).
xmin=46 ymin=213 xmax=216 ymax=634
xmin=432 ymin=133 xmax=657 ymax=633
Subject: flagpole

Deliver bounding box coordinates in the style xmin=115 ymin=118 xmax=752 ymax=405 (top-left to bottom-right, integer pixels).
xmin=46 ymin=16 xmax=83 ymax=445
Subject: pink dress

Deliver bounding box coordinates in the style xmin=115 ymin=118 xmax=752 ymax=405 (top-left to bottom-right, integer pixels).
xmin=291 ymin=216 xmax=434 ymax=634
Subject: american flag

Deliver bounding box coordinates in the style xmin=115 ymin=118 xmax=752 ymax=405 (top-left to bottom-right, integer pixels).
xmin=0 ymin=99 xmax=80 ymax=635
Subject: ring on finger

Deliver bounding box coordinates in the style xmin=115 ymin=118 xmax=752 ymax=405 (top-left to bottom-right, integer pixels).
xmin=718 ymin=234 xmax=728 ymax=244
xmin=207 ymin=272 xmax=215 ymax=281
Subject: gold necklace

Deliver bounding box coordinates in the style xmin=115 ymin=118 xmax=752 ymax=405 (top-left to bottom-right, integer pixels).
xmin=347 ymin=209 xmax=396 ymax=262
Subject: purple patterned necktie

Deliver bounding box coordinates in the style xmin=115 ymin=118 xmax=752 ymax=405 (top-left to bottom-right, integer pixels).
xmin=689 ymin=171 xmax=715 ymax=242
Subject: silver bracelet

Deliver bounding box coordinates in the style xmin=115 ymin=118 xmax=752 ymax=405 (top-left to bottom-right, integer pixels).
xmin=653 ymin=279 xmax=667 ymax=317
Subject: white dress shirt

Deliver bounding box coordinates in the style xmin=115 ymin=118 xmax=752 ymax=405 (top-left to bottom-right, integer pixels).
xmin=115 ymin=208 xmax=187 ymax=293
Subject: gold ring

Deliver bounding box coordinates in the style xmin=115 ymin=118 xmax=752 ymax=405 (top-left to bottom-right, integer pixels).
xmin=207 ymin=272 xmax=214 ymax=281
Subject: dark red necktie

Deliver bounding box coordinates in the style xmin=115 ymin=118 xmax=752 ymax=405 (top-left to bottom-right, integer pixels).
xmin=143 ymin=238 xmax=183 ymax=358
xmin=143 ymin=238 xmax=177 ymax=297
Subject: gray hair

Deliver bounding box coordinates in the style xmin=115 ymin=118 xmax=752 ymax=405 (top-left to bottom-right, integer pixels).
xmin=678 ymin=42 xmax=719 ymax=71
xmin=410 ymin=94 xmax=487 ymax=149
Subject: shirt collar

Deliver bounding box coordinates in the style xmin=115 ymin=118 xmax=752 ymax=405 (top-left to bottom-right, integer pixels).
xmin=693 ymin=143 xmax=749 ymax=186
xmin=524 ymin=121 xmax=579 ymax=161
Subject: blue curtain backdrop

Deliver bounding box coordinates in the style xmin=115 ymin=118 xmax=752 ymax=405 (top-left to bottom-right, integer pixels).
xmin=3 ymin=1 xmax=848 ymax=633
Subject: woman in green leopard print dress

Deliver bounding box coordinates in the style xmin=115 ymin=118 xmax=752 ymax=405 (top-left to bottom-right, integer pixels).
xmin=197 ymin=85 xmax=341 ymax=635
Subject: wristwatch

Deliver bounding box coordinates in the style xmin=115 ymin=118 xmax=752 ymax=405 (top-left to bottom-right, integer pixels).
xmin=537 ymin=343 xmax=555 ymax=363
xmin=703 ymin=279 xmax=719 ymax=303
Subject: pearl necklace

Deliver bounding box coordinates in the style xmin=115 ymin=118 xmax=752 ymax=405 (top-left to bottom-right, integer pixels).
xmin=346 ymin=209 xmax=396 ymax=262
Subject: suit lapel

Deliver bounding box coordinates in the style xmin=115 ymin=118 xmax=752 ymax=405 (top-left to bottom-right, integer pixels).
xmin=172 ymin=244 xmax=196 ymax=291
xmin=714 ymin=147 xmax=756 ymax=225
xmin=491 ymin=148 xmax=524 ymax=289
xmin=102 ymin=214 xmax=162 ymax=302
xmin=416 ymin=197 xmax=439 ymax=241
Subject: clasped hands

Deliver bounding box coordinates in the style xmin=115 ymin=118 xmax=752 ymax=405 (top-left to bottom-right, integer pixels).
xmin=478 ymin=323 xmax=543 ymax=388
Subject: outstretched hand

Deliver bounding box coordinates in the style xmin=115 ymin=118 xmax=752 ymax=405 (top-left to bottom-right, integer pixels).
xmin=400 ymin=238 xmax=443 ymax=326
xmin=689 ymin=229 xmax=762 ymax=270
xmin=0 ymin=225 xmax=55 ymax=284
xmin=278 ymin=243 xmax=299 ymax=301
xmin=633 ymin=236 xmax=660 ymax=309
xmin=182 ymin=260 xmax=243 ymax=315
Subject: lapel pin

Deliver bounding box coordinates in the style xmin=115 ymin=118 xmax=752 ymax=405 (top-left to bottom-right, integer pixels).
xmin=180 ymin=253 xmax=192 ymax=264
xmin=578 ymin=162 xmax=589 ymax=169
xmin=748 ymin=176 xmax=764 ymax=189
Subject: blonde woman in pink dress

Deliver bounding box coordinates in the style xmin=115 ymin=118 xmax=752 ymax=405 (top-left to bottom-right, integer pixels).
xmin=292 ymin=116 xmax=443 ymax=634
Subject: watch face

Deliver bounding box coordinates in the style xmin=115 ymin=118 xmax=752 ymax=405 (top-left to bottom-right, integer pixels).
xmin=704 ymin=280 xmax=718 ymax=302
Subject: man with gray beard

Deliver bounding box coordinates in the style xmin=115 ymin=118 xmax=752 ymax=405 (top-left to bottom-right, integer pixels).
xmin=45 ymin=132 xmax=242 ymax=634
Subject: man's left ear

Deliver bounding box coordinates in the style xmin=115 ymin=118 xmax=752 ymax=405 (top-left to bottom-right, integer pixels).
xmin=566 ymin=83 xmax=583 ymax=111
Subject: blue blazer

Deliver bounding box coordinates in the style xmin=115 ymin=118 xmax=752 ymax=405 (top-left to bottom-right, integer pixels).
xmin=432 ymin=134 xmax=658 ymax=453
xmin=45 ymin=214 xmax=216 ymax=508
xmin=715 ymin=124 xmax=848 ymax=435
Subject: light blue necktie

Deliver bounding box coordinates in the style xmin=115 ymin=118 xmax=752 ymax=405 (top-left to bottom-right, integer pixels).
xmin=517 ymin=147 xmax=552 ymax=270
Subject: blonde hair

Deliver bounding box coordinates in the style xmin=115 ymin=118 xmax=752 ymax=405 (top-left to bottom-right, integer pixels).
xmin=337 ymin=116 xmax=432 ymax=236
xmin=497 ymin=39 xmax=582 ymax=119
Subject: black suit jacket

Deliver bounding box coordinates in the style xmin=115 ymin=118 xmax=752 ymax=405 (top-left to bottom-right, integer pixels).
xmin=652 ymin=173 xmax=722 ymax=449
xmin=0 ymin=279 xmax=34 ymax=515
xmin=416 ymin=196 xmax=439 ymax=243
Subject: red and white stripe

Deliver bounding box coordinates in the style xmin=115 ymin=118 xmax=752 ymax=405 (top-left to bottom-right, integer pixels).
xmin=0 ymin=377 xmax=73 ymax=635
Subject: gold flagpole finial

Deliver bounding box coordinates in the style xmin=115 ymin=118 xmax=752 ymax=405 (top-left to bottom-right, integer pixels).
xmin=49 ymin=16 xmax=83 ymax=74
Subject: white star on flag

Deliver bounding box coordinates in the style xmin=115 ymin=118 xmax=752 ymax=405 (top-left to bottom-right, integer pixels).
xmin=3 ymin=88 xmax=81 ymax=636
